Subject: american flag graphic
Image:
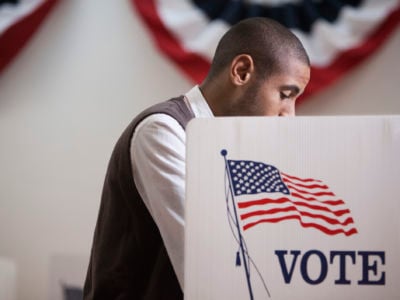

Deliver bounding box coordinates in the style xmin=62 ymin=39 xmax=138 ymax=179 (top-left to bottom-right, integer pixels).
xmin=226 ymin=159 xmax=358 ymax=236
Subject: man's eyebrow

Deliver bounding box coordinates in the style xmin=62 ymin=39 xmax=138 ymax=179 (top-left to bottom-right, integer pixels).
xmin=279 ymin=85 xmax=300 ymax=95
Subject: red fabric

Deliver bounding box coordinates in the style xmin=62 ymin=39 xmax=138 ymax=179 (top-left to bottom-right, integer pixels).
xmin=131 ymin=0 xmax=209 ymax=83
xmin=300 ymin=6 xmax=400 ymax=102
xmin=132 ymin=0 xmax=400 ymax=101
xmin=0 ymin=0 xmax=59 ymax=75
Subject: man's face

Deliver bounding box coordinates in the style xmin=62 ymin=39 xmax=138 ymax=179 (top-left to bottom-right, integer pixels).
xmin=231 ymin=58 xmax=310 ymax=116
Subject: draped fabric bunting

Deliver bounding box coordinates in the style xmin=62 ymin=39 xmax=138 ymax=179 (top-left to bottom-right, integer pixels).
xmin=0 ymin=0 xmax=59 ymax=75
xmin=132 ymin=0 xmax=400 ymax=101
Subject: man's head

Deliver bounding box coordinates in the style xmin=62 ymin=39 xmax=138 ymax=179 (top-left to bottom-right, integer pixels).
xmin=200 ymin=17 xmax=310 ymax=117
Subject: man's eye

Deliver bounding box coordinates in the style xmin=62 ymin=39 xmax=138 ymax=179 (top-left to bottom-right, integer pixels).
xmin=280 ymin=91 xmax=291 ymax=99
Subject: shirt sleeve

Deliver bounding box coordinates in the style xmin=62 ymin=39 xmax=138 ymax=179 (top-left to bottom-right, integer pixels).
xmin=130 ymin=113 xmax=186 ymax=289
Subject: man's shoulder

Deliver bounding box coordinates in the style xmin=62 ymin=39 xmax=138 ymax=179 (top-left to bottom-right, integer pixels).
xmin=114 ymin=95 xmax=193 ymax=150
xmin=134 ymin=113 xmax=183 ymax=137
xmin=134 ymin=95 xmax=194 ymax=131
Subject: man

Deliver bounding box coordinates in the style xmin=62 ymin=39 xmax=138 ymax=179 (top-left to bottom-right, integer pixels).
xmin=84 ymin=17 xmax=310 ymax=299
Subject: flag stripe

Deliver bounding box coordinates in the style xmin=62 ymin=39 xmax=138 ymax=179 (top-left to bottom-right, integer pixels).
xmin=280 ymin=172 xmax=322 ymax=183
xmin=282 ymin=178 xmax=328 ymax=190
xmin=238 ymin=197 xmax=351 ymax=217
xmin=243 ymin=215 xmax=358 ymax=236
xmin=286 ymin=184 xmax=335 ymax=197
xmin=240 ymin=206 xmax=354 ymax=226
xmin=238 ymin=196 xmax=348 ymax=212
xmin=241 ymin=209 xmax=356 ymax=227
xmin=291 ymin=192 xmax=345 ymax=206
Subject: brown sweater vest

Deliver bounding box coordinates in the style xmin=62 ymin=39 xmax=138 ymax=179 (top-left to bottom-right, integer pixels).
xmin=84 ymin=96 xmax=195 ymax=299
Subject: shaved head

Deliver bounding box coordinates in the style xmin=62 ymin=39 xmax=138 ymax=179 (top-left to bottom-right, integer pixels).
xmin=207 ymin=17 xmax=310 ymax=80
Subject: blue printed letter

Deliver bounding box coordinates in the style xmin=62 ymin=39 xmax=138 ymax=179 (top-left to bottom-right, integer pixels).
xmin=300 ymin=250 xmax=328 ymax=285
xmin=275 ymin=250 xmax=301 ymax=283
xmin=330 ymin=251 xmax=356 ymax=284
xmin=358 ymin=251 xmax=385 ymax=285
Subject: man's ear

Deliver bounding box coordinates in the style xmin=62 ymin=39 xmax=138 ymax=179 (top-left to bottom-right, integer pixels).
xmin=230 ymin=54 xmax=254 ymax=86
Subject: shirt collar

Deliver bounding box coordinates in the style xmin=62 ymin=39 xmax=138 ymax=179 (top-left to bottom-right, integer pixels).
xmin=184 ymin=85 xmax=214 ymax=118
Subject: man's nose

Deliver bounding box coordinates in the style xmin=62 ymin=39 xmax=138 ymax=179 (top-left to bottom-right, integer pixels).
xmin=279 ymin=102 xmax=296 ymax=117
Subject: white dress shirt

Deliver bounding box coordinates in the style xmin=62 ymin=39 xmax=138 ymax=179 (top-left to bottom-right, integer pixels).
xmin=130 ymin=86 xmax=213 ymax=289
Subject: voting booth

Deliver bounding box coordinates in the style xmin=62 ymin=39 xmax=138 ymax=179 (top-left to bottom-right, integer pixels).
xmin=184 ymin=116 xmax=400 ymax=300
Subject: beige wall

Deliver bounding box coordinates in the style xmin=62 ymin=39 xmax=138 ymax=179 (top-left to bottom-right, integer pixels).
xmin=0 ymin=1 xmax=398 ymax=299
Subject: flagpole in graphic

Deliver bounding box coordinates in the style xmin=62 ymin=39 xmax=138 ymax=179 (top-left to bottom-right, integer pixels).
xmin=221 ymin=149 xmax=254 ymax=300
